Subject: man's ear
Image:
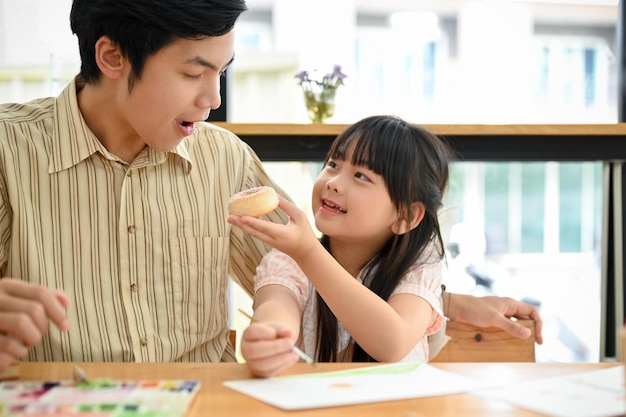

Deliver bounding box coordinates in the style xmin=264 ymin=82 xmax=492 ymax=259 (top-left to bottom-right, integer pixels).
xmin=94 ymin=36 xmax=125 ymax=79
xmin=392 ymin=202 xmax=426 ymax=235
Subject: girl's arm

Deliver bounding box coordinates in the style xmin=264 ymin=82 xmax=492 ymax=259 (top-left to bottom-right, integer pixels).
xmin=241 ymin=284 xmax=303 ymax=377
xmin=291 ymin=238 xmax=435 ymax=361
xmin=229 ymin=197 xmax=438 ymax=362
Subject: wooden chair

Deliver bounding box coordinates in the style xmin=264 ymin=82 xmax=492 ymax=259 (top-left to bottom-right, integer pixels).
xmin=229 ymin=329 xmax=237 ymax=350
xmin=430 ymin=319 xmax=536 ymax=362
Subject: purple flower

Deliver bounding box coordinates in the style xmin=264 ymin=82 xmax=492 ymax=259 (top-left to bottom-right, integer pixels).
xmin=294 ymin=70 xmax=310 ymax=84
xmin=295 ymin=65 xmax=347 ymax=91
xmin=325 ymin=65 xmax=347 ymax=86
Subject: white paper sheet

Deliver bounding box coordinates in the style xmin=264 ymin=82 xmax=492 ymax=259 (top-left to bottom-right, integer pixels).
xmin=477 ymin=365 xmax=626 ymax=417
xmin=222 ymin=361 xmax=489 ymax=410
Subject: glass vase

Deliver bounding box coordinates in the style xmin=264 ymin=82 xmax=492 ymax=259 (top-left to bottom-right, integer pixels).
xmin=303 ymin=88 xmax=336 ymax=124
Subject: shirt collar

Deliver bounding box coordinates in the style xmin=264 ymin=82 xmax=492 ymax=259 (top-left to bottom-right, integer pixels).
xmin=49 ymin=77 xmax=192 ymax=173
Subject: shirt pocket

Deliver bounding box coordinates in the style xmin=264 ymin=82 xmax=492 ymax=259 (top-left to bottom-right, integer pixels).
xmin=169 ymin=237 xmax=229 ymax=337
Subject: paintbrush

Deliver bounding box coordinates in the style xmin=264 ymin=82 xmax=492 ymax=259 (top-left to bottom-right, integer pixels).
xmin=73 ymin=365 xmax=89 ymax=383
xmin=238 ymin=308 xmax=315 ymax=366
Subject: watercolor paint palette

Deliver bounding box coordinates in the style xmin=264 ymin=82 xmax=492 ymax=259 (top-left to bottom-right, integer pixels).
xmin=0 ymin=378 xmax=200 ymax=417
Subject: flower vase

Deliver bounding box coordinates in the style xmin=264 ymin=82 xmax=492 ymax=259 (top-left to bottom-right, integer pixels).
xmin=303 ymin=88 xmax=336 ymax=124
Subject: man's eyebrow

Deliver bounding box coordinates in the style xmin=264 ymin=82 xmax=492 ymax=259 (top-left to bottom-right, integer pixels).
xmin=184 ymin=55 xmax=235 ymax=72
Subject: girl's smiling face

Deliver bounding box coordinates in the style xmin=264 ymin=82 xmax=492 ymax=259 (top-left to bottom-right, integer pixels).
xmin=118 ymin=32 xmax=234 ymax=151
xmin=312 ymin=154 xmax=399 ymax=246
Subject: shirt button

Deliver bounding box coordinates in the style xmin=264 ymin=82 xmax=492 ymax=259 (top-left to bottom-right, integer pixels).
xmin=126 ymin=171 xmax=132 ymax=178
xmin=128 ymin=225 xmax=136 ymax=234
xmin=130 ymin=283 xmax=139 ymax=292
xmin=140 ymin=337 xmax=148 ymax=346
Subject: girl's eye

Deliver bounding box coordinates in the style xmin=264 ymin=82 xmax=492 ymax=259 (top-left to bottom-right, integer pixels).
xmin=355 ymin=172 xmax=370 ymax=181
xmin=326 ymin=161 xmax=338 ymax=169
xmin=184 ymin=73 xmax=202 ymax=79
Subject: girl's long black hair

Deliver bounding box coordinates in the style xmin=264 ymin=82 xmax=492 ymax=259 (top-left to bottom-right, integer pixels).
xmin=314 ymin=115 xmax=453 ymax=362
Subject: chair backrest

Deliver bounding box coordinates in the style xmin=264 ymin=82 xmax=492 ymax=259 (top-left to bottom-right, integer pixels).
xmin=430 ymin=319 xmax=536 ymax=362
xmin=437 ymin=206 xmax=458 ymax=248
xmin=229 ymin=329 xmax=237 ymax=349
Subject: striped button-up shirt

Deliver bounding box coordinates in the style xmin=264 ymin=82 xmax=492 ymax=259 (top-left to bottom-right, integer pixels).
xmin=0 ymin=78 xmax=288 ymax=363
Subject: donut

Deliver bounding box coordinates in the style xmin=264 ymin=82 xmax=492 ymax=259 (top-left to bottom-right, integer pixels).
xmin=228 ymin=186 xmax=279 ymax=217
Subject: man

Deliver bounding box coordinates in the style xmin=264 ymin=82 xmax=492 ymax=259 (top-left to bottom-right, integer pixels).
xmin=0 ymin=0 xmax=542 ymax=373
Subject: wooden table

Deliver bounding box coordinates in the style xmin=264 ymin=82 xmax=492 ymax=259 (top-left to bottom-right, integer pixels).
xmin=13 ymin=361 xmax=623 ymax=416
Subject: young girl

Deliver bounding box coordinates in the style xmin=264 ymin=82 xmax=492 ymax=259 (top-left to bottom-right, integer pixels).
xmin=228 ymin=115 xmax=453 ymax=377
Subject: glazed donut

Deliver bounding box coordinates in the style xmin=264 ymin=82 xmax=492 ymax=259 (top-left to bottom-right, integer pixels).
xmin=228 ymin=186 xmax=279 ymax=217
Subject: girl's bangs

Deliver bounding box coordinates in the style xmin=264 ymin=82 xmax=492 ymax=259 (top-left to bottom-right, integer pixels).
xmin=327 ymin=132 xmax=386 ymax=174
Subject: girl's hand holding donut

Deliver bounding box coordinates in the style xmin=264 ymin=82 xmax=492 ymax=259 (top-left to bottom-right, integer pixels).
xmin=227 ymin=193 xmax=319 ymax=262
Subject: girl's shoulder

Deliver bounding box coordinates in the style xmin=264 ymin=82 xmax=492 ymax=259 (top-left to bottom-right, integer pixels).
xmin=400 ymin=243 xmax=445 ymax=285
xmin=413 ymin=241 xmax=445 ymax=267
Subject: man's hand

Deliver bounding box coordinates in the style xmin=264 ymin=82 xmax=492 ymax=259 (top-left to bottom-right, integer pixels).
xmin=0 ymin=279 xmax=70 ymax=371
xmin=446 ymin=293 xmax=543 ymax=344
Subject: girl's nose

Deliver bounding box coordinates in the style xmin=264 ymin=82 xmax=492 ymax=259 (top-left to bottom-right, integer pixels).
xmin=326 ymin=177 xmax=341 ymax=193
